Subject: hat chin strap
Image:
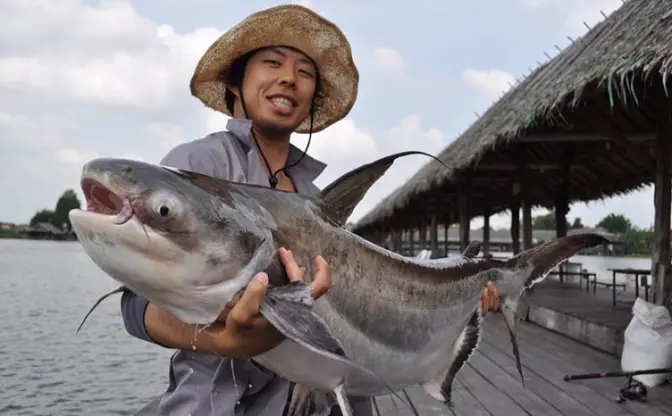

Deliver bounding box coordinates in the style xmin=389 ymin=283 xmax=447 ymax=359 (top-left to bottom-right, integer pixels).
xmin=239 ymin=90 xmax=315 ymax=190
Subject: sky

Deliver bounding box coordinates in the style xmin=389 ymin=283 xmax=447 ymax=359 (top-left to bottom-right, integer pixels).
xmin=1 ymin=0 xmax=650 ymax=231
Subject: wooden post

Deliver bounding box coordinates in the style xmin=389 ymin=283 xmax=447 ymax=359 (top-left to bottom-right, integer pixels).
xmin=444 ymin=223 xmax=449 ymax=255
xmin=651 ymin=112 xmax=672 ymax=307
xmin=510 ymin=182 xmax=521 ymax=254
xmin=555 ymin=153 xmax=571 ymax=238
xmin=408 ymin=227 xmax=415 ymax=256
xmin=458 ymin=174 xmax=471 ymax=251
xmin=483 ymin=204 xmax=491 ymax=257
xmin=430 ymin=213 xmax=438 ymax=254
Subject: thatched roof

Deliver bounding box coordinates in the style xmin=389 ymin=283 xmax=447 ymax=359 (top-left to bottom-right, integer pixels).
xmin=353 ymin=0 xmax=672 ymax=233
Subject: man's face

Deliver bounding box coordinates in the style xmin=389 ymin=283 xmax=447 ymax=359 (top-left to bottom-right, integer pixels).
xmin=234 ymin=46 xmax=317 ymax=136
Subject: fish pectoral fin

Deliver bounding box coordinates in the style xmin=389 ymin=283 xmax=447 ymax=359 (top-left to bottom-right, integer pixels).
xmin=317 ymin=151 xmax=449 ymax=226
xmin=76 ymin=285 xmax=128 ymax=334
xmin=422 ymin=309 xmax=482 ymax=407
xmin=286 ymin=384 xmax=336 ymax=416
xmin=261 ymin=281 xmax=347 ymax=358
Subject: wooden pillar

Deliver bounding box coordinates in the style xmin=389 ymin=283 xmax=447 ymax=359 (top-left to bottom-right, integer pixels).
xmin=510 ymin=182 xmax=521 ymax=254
xmin=555 ymin=164 xmax=570 ymax=239
xmin=444 ymin=223 xmax=449 ymax=254
xmin=430 ymin=213 xmax=438 ymax=254
xmin=420 ymin=222 xmax=427 ymax=249
xmin=522 ymin=200 xmax=533 ymax=249
xmin=407 ymin=227 xmax=415 ymax=256
xmin=458 ymin=174 xmax=471 ymax=251
xmin=652 ymin=112 xmax=672 ymax=307
xmin=483 ymin=204 xmax=491 ymax=257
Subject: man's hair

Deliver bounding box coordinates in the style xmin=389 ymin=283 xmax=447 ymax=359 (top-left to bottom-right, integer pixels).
xmin=220 ymin=48 xmax=324 ymax=115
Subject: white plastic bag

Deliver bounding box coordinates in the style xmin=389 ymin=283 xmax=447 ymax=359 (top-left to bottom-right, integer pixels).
xmin=620 ymin=298 xmax=672 ymax=387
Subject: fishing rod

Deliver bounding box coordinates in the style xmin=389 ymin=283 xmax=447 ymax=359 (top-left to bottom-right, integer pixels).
xmin=563 ymin=368 xmax=672 ymax=381
xmin=563 ymin=368 xmax=672 ymax=404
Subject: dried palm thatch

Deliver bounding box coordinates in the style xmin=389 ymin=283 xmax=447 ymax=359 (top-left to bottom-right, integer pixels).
xmin=353 ymin=0 xmax=672 ymax=234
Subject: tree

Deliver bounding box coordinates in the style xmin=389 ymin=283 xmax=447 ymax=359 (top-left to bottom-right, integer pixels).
xmin=532 ymin=210 xmax=571 ymax=230
xmin=51 ymin=189 xmax=82 ymax=231
xmin=533 ymin=213 xmax=555 ymax=229
xmin=570 ymin=217 xmax=584 ymax=229
xmin=596 ymin=213 xmax=632 ymax=234
xmin=30 ymin=209 xmax=55 ymax=226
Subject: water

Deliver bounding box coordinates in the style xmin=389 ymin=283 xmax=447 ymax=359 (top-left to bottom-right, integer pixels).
xmin=0 ymin=240 xmax=655 ymax=415
xmin=0 ymin=239 xmax=173 ymax=416
xmin=491 ymin=250 xmax=653 ymax=286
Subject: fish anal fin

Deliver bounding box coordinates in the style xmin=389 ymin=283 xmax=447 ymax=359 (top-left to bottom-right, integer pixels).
xmin=422 ymin=309 xmax=482 ymax=406
xmin=318 ymin=151 xmax=448 ymax=226
xmin=76 ymin=285 xmax=128 ymax=334
xmin=261 ymin=281 xmax=347 ymax=358
xmin=287 ymin=384 xmax=335 ymax=416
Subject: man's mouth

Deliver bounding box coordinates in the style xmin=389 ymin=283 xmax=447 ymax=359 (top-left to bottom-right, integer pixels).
xmin=267 ymin=95 xmax=296 ymax=110
xmin=81 ymin=178 xmax=134 ymax=225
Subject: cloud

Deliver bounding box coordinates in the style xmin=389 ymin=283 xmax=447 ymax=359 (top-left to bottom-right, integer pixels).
xmin=292 ymin=114 xmax=445 ymax=222
xmin=461 ymin=68 xmax=515 ymax=101
xmin=0 ymin=0 xmax=444 ymax=225
xmin=518 ymin=0 xmax=623 ymax=37
xmin=370 ymin=47 xmax=405 ymax=76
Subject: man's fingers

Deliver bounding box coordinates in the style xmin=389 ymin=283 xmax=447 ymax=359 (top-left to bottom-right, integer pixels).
xmin=228 ymin=273 xmax=269 ymax=329
xmin=279 ymin=247 xmax=304 ymax=283
xmin=309 ymin=255 xmax=331 ymax=300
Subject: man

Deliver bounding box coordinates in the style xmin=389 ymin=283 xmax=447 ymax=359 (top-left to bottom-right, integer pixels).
xmin=122 ymin=5 xmax=500 ymax=415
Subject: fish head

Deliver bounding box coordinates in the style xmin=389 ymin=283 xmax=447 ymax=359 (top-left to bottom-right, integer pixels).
xmin=69 ymin=157 xmax=270 ymax=324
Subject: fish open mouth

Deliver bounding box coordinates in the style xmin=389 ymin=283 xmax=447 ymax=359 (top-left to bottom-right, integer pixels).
xmin=81 ymin=178 xmax=134 ymax=225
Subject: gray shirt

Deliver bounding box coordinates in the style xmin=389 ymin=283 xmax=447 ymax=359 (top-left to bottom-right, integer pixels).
xmin=120 ymin=118 xmax=373 ymax=416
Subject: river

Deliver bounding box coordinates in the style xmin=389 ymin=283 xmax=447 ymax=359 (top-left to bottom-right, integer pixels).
xmin=0 ymin=239 xmax=172 ymax=416
xmin=0 ymin=239 xmax=653 ymax=415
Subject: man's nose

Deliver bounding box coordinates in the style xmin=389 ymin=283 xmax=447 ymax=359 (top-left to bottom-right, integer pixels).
xmin=278 ymin=67 xmax=297 ymax=87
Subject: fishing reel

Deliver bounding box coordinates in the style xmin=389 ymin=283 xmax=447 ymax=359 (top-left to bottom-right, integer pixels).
xmin=615 ymin=378 xmax=647 ymax=403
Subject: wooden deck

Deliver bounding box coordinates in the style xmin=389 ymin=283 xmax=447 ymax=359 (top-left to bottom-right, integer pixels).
xmin=374 ymin=317 xmax=672 ymax=416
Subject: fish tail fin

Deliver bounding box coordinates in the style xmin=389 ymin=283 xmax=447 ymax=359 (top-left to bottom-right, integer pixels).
xmin=492 ymin=232 xmax=611 ymax=386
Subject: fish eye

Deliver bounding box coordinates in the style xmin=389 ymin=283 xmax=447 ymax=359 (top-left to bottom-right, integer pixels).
xmin=149 ymin=192 xmax=181 ymax=219
xmin=157 ymin=204 xmax=171 ymax=217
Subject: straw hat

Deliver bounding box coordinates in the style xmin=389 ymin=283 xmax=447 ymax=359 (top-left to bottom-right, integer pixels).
xmin=189 ymin=4 xmax=359 ymax=134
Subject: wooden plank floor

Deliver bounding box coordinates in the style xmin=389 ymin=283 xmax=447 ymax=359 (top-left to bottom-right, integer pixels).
xmin=526 ymin=279 xmax=634 ymax=330
xmin=373 ymin=317 xmax=672 ymax=416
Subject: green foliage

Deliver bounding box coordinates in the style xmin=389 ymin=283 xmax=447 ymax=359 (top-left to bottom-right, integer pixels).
xmin=28 ymin=189 xmax=82 ymax=231
xmin=596 ymin=213 xmax=632 ymax=234
xmin=30 ymin=209 xmax=55 ymax=227
xmin=52 ymin=189 xmax=82 ymax=232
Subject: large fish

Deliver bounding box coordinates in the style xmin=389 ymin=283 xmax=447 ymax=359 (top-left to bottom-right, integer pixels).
xmin=69 ymin=152 xmax=610 ymax=416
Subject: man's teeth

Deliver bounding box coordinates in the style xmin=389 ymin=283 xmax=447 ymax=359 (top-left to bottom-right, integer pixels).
xmin=271 ymin=97 xmax=293 ymax=108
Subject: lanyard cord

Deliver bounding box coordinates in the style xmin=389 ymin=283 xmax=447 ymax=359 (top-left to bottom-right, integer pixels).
xmin=239 ymin=93 xmax=315 ymax=189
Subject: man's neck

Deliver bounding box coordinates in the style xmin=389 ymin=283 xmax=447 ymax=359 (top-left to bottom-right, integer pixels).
xmin=250 ymin=125 xmax=292 ymax=175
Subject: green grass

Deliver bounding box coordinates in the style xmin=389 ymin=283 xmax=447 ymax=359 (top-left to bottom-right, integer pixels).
xmin=0 ymin=229 xmax=21 ymax=239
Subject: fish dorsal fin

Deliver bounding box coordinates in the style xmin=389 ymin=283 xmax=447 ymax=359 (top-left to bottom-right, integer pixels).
xmin=318 ymin=151 xmax=448 ymax=226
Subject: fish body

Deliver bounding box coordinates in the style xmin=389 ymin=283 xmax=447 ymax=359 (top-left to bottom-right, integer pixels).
xmin=69 ymin=154 xmax=610 ymax=415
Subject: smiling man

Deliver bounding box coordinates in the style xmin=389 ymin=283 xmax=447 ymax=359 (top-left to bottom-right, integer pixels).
xmin=121 ymin=5 xmax=369 ymax=416
xmin=121 ymin=4 xmax=502 ymax=416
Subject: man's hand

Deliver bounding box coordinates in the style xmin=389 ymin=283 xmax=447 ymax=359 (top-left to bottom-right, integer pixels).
xmin=211 ymin=247 xmax=331 ymax=357
xmin=479 ymin=281 xmax=499 ymax=316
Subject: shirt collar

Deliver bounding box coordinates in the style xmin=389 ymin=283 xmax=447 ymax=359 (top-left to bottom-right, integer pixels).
xmin=225 ymin=118 xmax=327 ymax=182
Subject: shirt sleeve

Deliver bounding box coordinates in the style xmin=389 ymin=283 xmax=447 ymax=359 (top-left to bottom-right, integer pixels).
xmin=119 ymin=139 xmax=231 ymax=344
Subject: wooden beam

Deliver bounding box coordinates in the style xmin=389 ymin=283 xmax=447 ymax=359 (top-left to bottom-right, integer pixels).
xmin=516 ymin=132 xmax=653 ymax=143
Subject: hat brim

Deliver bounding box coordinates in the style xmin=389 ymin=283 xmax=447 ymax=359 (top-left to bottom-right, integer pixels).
xmin=190 ymin=5 xmax=359 ymax=134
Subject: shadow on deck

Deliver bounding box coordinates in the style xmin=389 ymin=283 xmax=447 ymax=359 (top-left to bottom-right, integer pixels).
xmin=522 ymin=277 xmax=640 ymax=356
xmin=375 ymin=318 xmax=672 ymax=416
